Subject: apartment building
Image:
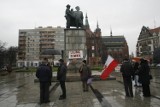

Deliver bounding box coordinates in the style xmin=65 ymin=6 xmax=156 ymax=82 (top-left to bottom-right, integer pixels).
xmin=17 ymin=26 xmax=64 ymax=67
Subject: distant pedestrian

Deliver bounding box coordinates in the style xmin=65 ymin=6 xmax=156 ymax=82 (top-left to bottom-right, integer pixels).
xmin=79 ymin=60 xmax=91 ymax=92
xmin=139 ymin=59 xmax=151 ymax=97
xmin=57 ymin=59 xmax=67 ymax=100
xmin=7 ymin=64 xmax=12 ymax=74
xmin=36 ymin=58 xmax=52 ymax=104
xmin=120 ymin=58 xmax=134 ymax=97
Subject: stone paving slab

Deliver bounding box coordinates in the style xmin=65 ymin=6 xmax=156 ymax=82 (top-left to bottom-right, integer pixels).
xmin=92 ymin=81 xmax=160 ymax=107
xmin=34 ymin=71 xmax=116 ymax=82
xmin=1 ymin=72 xmax=160 ymax=107
xmin=50 ymin=82 xmax=101 ymax=107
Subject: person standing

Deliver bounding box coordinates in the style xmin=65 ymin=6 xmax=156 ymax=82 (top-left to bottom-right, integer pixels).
xmin=79 ymin=60 xmax=91 ymax=92
xmin=36 ymin=58 xmax=52 ymax=104
xmin=7 ymin=64 xmax=12 ymax=74
xmin=139 ymin=59 xmax=151 ymax=97
xmin=120 ymin=58 xmax=134 ymax=97
xmin=47 ymin=62 xmax=52 ymax=86
xmin=133 ymin=62 xmax=140 ymax=87
xmin=57 ymin=59 xmax=67 ymax=100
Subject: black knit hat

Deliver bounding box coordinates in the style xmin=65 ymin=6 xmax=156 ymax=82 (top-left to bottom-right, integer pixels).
xmin=59 ymin=59 xmax=64 ymax=62
xmin=66 ymin=4 xmax=70 ymax=7
xmin=82 ymin=60 xmax=86 ymax=64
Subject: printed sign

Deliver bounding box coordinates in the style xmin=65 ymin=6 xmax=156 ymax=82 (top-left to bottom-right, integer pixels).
xmin=115 ymin=64 xmax=121 ymax=72
xmin=69 ymin=50 xmax=83 ymax=59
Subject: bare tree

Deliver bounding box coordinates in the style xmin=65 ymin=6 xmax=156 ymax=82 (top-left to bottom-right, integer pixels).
xmin=6 ymin=46 xmax=18 ymax=66
xmin=0 ymin=41 xmax=7 ymax=68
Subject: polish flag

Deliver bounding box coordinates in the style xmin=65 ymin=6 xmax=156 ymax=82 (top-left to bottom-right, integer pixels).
xmin=100 ymin=55 xmax=118 ymax=80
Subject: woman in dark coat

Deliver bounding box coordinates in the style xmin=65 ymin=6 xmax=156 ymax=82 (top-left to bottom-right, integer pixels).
xmin=79 ymin=60 xmax=91 ymax=92
xmin=139 ymin=59 xmax=151 ymax=97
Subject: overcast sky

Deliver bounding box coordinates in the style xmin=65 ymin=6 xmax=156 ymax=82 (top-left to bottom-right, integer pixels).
xmin=0 ymin=0 xmax=160 ymax=55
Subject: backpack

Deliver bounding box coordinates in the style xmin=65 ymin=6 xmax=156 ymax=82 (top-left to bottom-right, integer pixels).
xmin=81 ymin=65 xmax=91 ymax=80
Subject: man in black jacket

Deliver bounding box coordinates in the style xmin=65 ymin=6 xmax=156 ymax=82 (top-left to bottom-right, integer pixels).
xmin=120 ymin=58 xmax=134 ymax=97
xmin=36 ymin=58 xmax=52 ymax=104
xmin=139 ymin=59 xmax=151 ymax=97
xmin=57 ymin=59 xmax=67 ymax=100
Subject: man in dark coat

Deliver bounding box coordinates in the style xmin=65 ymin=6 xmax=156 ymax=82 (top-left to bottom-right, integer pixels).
xmin=36 ymin=58 xmax=52 ymax=104
xmin=79 ymin=60 xmax=91 ymax=92
xmin=139 ymin=59 xmax=151 ymax=97
xmin=57 ymin=59 xmax=67 ymax=100
xmin=120 ymin=58 xmax=134 ymax=97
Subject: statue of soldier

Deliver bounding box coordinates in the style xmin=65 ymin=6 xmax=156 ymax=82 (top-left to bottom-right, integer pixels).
xmin=65 ymin=5 xmax=84 ymax=28
xmin=65 ymin=4 xmax=72 ymax=28
xmin=74 ymin=6 xmax=84 ymax=28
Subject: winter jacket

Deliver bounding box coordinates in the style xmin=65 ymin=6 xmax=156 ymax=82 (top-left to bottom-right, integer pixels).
xmin=57 ymin=63 xmax=67 ymax=81
xmin=79 ymin=64 xmax=91 ymax=81
xmin=36 ymin=64 xmax=52 ymax=82
xmin=138 ymin=60 xmax=150 ymax=85
xmin=120 ymin=61 xmax=134 ymax=78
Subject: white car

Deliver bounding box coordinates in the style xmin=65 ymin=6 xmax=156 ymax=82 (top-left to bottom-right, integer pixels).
xmin=1 ymin=66 xmax=7 ymax=71
xmin=156 ymin=64 xmax=160 ymax=67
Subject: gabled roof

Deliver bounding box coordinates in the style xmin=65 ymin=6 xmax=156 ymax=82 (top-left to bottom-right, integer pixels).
xmin=149 ymin=27 xmax=160 ymax=34
xmin=102 ymin=36 xmax=126 ymax=43
xmin=138 ymin=26 xmax=160 ymax=40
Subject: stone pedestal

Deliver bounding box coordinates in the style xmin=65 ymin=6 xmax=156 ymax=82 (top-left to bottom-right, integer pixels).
xmin=64 ymin=28 xmax=87 ymax=74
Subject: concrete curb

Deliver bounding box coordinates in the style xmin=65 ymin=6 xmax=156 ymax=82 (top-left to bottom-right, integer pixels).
xmin=34 ymin=75 xmax=116 ymax=82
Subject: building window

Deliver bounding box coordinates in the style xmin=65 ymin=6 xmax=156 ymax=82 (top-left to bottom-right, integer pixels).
xmin=114 ymin=49 xmax=117 ymax=51
xmin=147 ymin=40 xmax=151 ymax=44
xmin=92 ymin=53 xmax=95 ymax=57
xmin=119 ymin=49 xmax=122 ymax=52
xmin=92 ymin=46 xmax=94 ymax=50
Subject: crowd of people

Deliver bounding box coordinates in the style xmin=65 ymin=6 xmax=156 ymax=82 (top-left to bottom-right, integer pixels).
xmin=35 ymin=57 xmax=152 ymax=104
xmin=36 ymin=58 xmax=91 ymax=104
xmin=120 ymin=58 xmax=151 ymax=97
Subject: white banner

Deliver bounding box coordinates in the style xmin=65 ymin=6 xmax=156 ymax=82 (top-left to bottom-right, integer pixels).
xmin=69 ymin=50 xmax=83 ymax=59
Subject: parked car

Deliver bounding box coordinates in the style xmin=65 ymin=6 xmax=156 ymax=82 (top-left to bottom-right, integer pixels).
xmin=156 ymin=64 xmax=160 ymax=67
xmin=150 ymin=63 xmax=156 ymax=67
xmin=0 ymin=66 xmax=7 ymax=72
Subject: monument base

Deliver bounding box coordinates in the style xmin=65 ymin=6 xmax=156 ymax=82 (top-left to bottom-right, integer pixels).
xmin=64 ymin=28 xmax=87 ymax=73
xmin=34 ymin=71 xmax=116 ymax=82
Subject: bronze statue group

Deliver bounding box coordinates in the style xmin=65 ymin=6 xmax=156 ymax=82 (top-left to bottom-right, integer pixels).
xmin=65 ymin=4 xmax=84 ymax=28
xmin=120 ymin=58 xmax=151 ymax=97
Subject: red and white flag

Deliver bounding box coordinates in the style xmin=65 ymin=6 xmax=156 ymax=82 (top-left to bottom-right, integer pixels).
xmin=100 ymin=55 xmax=118 ymax=80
